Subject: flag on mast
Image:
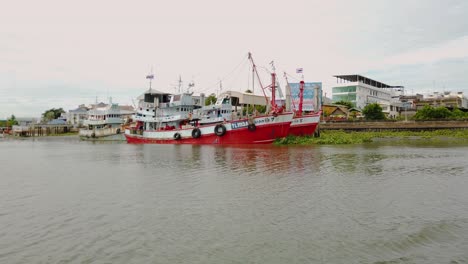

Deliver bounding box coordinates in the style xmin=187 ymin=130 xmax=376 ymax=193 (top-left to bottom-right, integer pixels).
xmin=296 ymin=68 xmax=303 ymax=74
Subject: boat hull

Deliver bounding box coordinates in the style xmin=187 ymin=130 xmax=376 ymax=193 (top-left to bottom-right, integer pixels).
xmin=79 ymin=127 xmax=123 ymax=139
xmin=125 ymin=112 xmax=293 ymax=144
xmin=288 ymin=113 xmax=321 ymax=137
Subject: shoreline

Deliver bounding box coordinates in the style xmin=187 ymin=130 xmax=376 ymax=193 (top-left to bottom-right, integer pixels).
xmin=4 ymin=129 xmax=468 ymax=146
xmin=275 ymin=129 xmax=468 ymax=145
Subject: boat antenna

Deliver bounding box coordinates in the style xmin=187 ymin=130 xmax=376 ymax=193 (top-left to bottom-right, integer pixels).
xmin=178 ymin=75 xmax=182 ymax=93
xmin=218 ymin=80 xmax=222 ymax=97
xmin=146 ymin=67 xmax=155 ymax=91
xmin=188 ymin=81 xmax=195 ymax=93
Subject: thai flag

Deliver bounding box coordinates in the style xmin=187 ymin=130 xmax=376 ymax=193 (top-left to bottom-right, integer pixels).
xmin=146 ymin=74 xmax=154 ymax=79
xmin=296 ymin=68 xmax=303 ymax=74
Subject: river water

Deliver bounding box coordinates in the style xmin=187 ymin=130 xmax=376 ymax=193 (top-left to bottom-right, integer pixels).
xmin=1 ymin=137 xmax=468 ymax=264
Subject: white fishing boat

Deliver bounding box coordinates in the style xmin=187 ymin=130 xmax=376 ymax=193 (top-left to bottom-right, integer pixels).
xmin=79 ymin=99 xmax=128 ymax=140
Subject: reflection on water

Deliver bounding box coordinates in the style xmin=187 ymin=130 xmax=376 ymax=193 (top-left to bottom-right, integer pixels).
xmin=1 ymin=139 xmax=468 ymax=263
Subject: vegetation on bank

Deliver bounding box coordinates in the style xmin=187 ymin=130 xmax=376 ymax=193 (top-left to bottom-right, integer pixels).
xmin=414 ymin=105 xmax=468 ymax=120
xmin=0 ymin=115 xmax=19 ymax=127
xmin=275 ymin=129 xmax=468 ymax=145
xmin=42 ymin=108 xmax=65 ymax=122
xmin=362 ymin=103 xmax=386 ymax=120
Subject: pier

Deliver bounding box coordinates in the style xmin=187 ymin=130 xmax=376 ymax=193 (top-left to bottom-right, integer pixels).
xmin=12 ymin=124 xmax=74 ymax=137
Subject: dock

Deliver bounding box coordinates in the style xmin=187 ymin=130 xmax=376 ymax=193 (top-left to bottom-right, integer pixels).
xmin=12 ymin=124 xmax=74 ymax=137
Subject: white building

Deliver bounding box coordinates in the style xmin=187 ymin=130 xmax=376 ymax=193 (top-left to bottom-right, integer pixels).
xmin=332 ymin=75 xmax=404 ymax=116
xmin=66 ymin=105 xmax=89 ymax=127
xmin=417 ymin=91 xmax=468 ymax=110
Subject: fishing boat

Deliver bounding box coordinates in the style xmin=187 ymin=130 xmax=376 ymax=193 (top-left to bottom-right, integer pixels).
xmin=124 ymin=53 xmax=294 ymax=144
xmin=284 ymin=76 xmax=322 ymax=137
xmin=79 ymin=99 xmax=129 ymax=140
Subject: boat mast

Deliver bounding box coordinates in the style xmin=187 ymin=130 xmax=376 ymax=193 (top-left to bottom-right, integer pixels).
xmin=284 ymin=72 xmax=293 ymax=112
xmin=270 ymin=61 xmax=277 ymax=111
xmin=248 ymin=52 xmax=270 ymax=106
xmin=298 ymin=80 xmax=304 ymax=117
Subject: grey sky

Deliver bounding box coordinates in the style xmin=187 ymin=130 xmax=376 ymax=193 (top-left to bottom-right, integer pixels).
xmin=1 ymin=0 xmax=468 ymax=117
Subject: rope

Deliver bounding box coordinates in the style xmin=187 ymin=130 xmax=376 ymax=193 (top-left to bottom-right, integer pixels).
xmin=193 ymin=54 xmax=250 ymax=94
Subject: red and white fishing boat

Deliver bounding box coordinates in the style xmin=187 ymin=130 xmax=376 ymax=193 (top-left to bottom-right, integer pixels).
xmin=284 ymin=75 xmax=321 ymax=137
xmin=124 ymin=53 xmax=293 ymax=144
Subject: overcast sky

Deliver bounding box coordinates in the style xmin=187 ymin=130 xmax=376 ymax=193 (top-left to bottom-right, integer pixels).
xmin=1 ymin=0 xmax=468 ymax=118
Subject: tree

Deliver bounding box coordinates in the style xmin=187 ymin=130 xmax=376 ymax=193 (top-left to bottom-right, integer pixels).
xmin=42 ymin=108 xmax=65 ymax=122
xmin=362 ymin=103 xmax=385 ymax=120
xmin=414 ymin=105 xmax=453 ymax=120
xmin=334 ymin=100 xmax=353 ymax=109
xmin=242 ymin=105 xmax=267 ymax=115
xmin=205 ymin=93 xmax=217 ymax=106
xmin=5 ymin=115 xmax=18 ymax=127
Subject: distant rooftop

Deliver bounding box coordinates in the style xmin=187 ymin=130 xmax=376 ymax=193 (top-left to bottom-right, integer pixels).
xmin=334 ymin=74 xmax=404 ymax=89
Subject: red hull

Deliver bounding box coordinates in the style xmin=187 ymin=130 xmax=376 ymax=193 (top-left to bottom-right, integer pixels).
xmin=125 ymin=122 xmax=291 ymax=144
xmin=288 ymin=122 xmax=319 ymax=136
xmin=288 ymin=112 xmax=321 ymax=137
xmin=125 ymin=113 xmax=292 ymax=145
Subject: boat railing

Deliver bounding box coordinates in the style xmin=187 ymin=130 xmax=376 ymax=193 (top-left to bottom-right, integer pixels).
xmin=139 ymin=102 xmax=155 ymax=109
xmin=83 ymin=119 xmax=108 ymax=126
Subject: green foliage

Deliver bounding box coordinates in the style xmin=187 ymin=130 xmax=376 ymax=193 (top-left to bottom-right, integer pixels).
xmin=275 ymin=129 xmax=468 ymax=145
xmin=362 ymin=103 xmax=385 ymax=120
xmin=7 ymin=115 xmax=18 ymax=126
xmin=414 ymin=105 xmax=468 ymax=120
xmin=452 ymin=108 xmax=468 ymax=119
xmin=205 ymin=93 xmax=217 ymax=106
xmin=242 ymin=105 xmax=266 ymax=115
xmin=334 ymin=100 xmax=353 ymax=108
xmin=1 ymin=115 xmax=18 ymax=127
xmin=42 ymin=108 xmax=65 ymax=122
xmin=0 ymin=115 xmax=18 ymax=127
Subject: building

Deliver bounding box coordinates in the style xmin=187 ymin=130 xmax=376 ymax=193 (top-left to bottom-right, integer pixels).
xmin=332 ymin=74 xmax=404 ymax=116
xmin=66 ymin=105 xmax=89 ymax=127
xmin=415 ymin=91 xmax=468 ymax=110
xmin=67 ymin=102 xmax=135 ymax=128
xmin=322 ymin=104 xmax=363 ymax=121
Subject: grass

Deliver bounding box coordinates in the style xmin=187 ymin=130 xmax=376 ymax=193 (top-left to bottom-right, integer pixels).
xmin=275 ymin=129 xmax=468 ymax=145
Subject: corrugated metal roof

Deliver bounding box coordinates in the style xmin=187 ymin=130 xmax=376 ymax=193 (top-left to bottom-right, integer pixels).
xmin=334 ymin=74 xmax=403 ymax=89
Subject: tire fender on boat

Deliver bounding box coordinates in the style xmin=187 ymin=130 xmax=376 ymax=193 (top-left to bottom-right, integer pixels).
xmin=91 ymin=132 xmax=96 ymax=138
xmin=248 ymin=123 xmax=256 ymax=132
xmin=214 ymin=124 xmax=226 ymax=136
xmin=173 ymin=132 xmax=182 ymax=140
xmin=116 ymin=128 xmax=121 ymax=134
xmin=192 ymin=128 xmax=201 ymax=138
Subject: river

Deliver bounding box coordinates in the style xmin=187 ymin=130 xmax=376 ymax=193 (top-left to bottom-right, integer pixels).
xmin=1 ymin=137 xmax=467 ymax=263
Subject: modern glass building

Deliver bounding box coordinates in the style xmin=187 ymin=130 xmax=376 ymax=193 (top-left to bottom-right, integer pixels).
xmin=332 ymin=75 xmax=403 ymax=113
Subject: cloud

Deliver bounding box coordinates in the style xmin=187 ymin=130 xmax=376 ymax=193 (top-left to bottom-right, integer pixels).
xmin=383 ymin=36 xmax=468 ymax=65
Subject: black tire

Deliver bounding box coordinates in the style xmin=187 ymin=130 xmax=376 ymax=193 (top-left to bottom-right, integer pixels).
xmin=173 ymin=132 xmax=181 ymax=140
xmin=91 ymin=133 xmax=96 ymax=138
xmin=248 ymin=123 xmax=256 ymax=132
xmin=192 ymin=128 xmax=201 ymax=138
xmin=214 ymin=124 xmax=226 ymax=136
xmin=116 ymin=128 xmax=121 ymax=134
